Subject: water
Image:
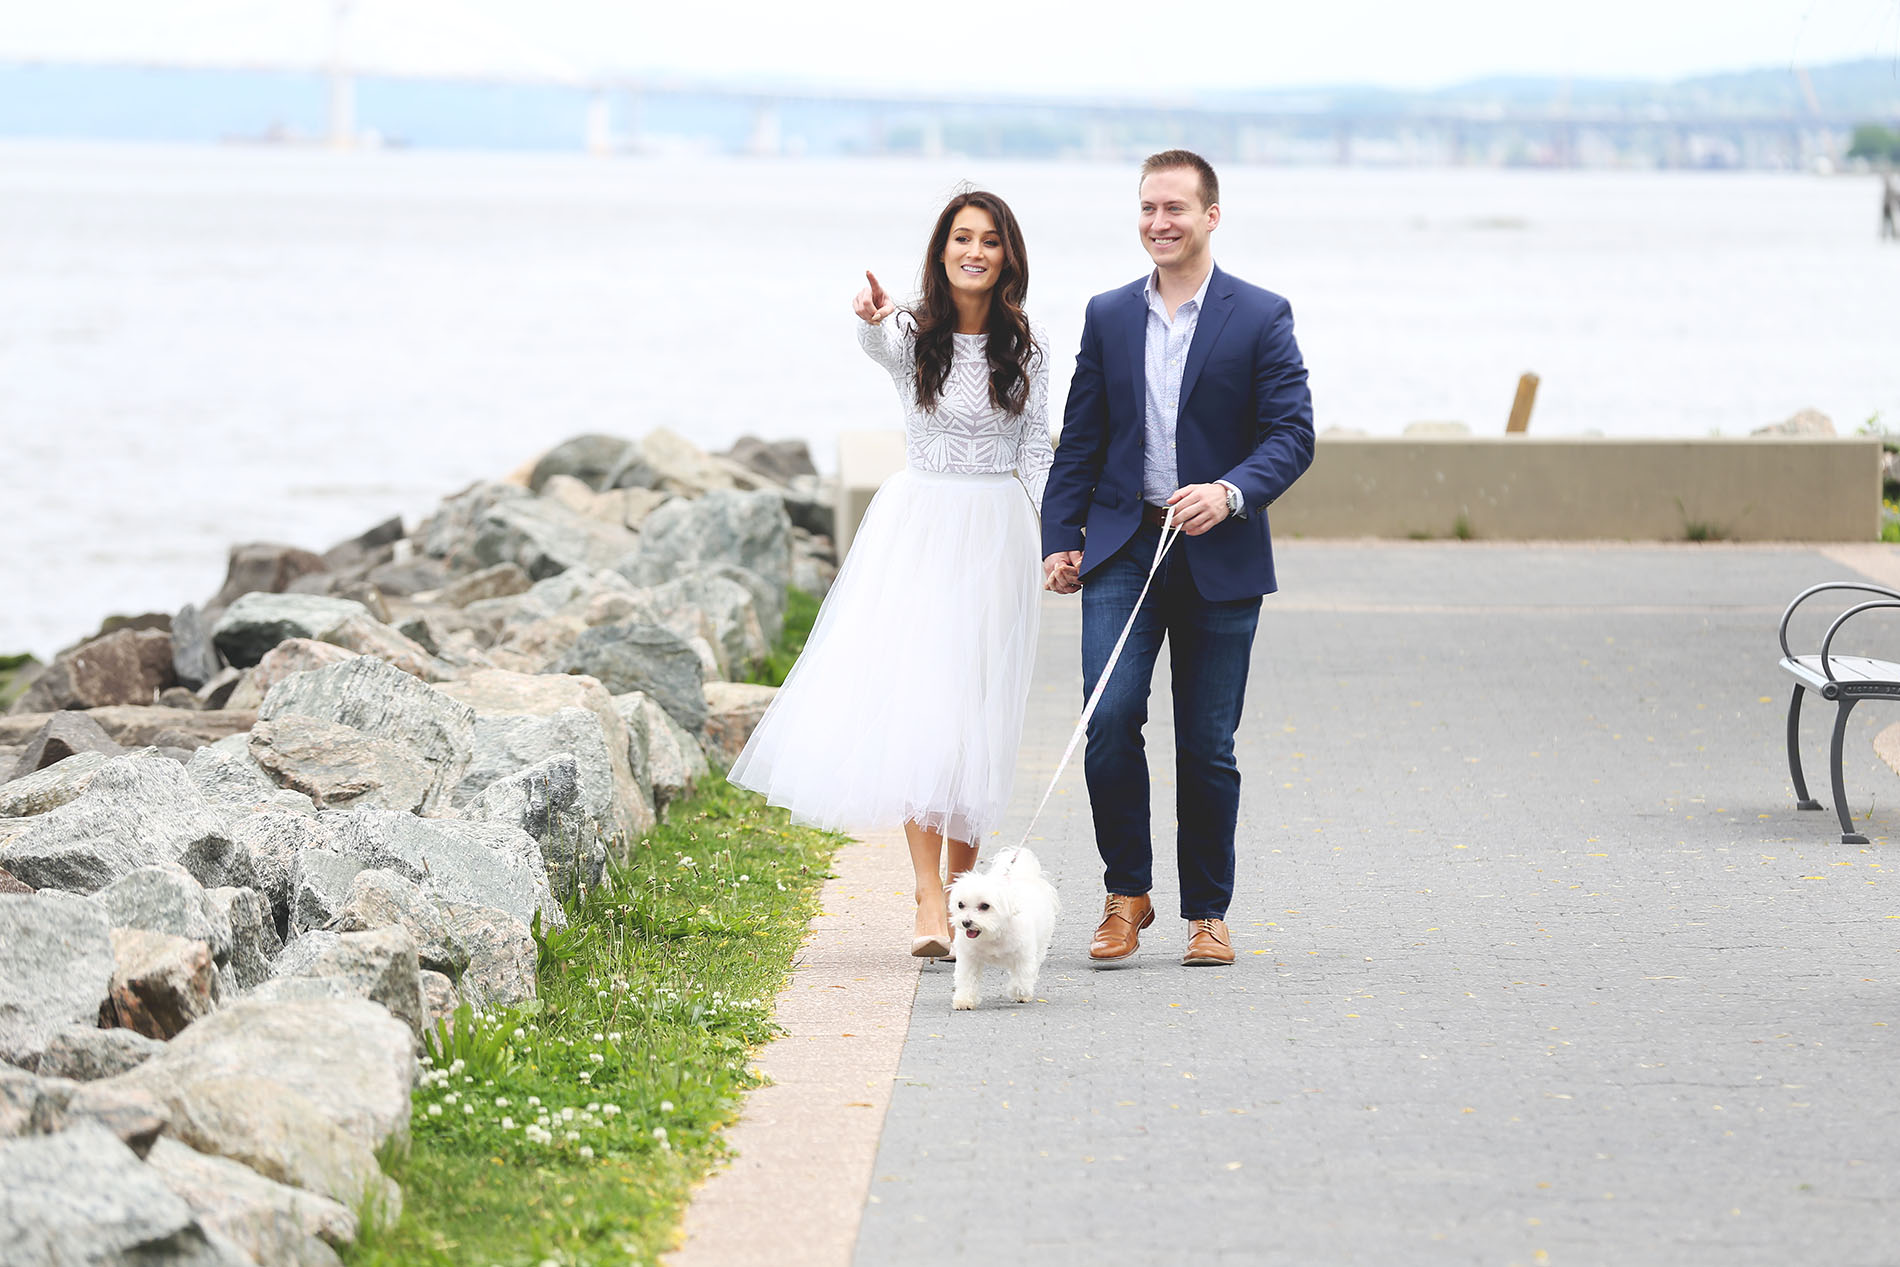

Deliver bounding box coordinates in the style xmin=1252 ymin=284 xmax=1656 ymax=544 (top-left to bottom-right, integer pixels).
xmin=4 ymin=139 xmax=1898 ymax=658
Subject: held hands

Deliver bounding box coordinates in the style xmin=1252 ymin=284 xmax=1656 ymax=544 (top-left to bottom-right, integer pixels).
xmin=1166 ymin=483 xmax=1232 ymax=536
xmin=852 ymin=270 xmax=895 ymax=324
xmin=1042 ymin=550 xmax=1082 ymax=594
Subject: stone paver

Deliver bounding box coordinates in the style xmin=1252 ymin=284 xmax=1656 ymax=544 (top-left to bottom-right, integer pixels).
xmin=853 ymin=543 xmax=1900 ymax=1267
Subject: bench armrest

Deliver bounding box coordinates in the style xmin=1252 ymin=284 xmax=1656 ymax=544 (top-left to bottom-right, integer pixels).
xmin=1817 ymin=600 xmax=1900 ymax=681
xmin=1779 ymin=582 xmax=1900 ymax=661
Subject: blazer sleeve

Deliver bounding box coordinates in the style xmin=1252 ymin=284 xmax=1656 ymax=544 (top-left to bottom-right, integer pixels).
xmin=1220 ymin=296 xmax=1315 ymax=509
xmin=1041 ymin=300 xmax=1110 ymax=556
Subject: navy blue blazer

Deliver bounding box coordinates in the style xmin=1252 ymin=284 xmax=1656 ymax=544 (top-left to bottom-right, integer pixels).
xmin=1040 ymin=264 xmax=1315 ymax=602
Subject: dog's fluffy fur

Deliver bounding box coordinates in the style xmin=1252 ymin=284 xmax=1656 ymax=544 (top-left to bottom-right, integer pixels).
xmin=948 ymin=847 xmax=1059 ymax=1010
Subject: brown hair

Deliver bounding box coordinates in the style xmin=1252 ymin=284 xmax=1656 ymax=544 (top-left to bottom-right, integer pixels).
xmin=909 ymin=190 xmax=1038 ymax=417
xmin=1139 ymin=149 xmax=1220 ymax=211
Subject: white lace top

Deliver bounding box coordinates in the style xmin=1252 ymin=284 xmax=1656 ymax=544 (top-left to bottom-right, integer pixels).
xmin=857 ymin=314 xmax=1054 ymax=511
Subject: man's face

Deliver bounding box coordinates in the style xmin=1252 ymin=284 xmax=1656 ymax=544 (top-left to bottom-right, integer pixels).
xmin=1138 ymin=168 xmax=1219 ymax=270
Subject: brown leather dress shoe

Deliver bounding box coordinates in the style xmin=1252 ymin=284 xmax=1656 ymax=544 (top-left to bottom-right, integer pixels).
xmin=1182 ymin=918 xmax=1235 ymax=966
xmin=1089 ymin=893 xmax=1155 ymax=961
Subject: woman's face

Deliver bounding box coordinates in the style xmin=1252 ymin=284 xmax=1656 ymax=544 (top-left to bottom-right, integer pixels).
xmin=940 ymin=208 xmax=1005 ymax=298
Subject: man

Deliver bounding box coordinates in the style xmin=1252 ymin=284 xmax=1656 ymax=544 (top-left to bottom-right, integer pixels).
xmin=1040 ymin=150 xmax=1314 ymax=967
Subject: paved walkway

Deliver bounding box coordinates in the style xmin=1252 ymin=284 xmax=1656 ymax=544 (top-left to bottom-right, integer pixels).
xmin=847 ymin=542 xmax=1899 ymax=1267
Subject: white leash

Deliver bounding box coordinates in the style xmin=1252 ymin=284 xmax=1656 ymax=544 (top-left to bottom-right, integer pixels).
xmin=1013 ymin=507 xmax=1182 ymax=847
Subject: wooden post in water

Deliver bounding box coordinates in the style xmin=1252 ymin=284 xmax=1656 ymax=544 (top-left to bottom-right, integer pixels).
xmin=1506 ymin=372 xmax=1540 ymax=434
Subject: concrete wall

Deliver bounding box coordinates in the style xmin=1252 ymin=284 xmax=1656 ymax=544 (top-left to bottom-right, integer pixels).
xmin=835 ymin=431 xmax=1884 ymax=548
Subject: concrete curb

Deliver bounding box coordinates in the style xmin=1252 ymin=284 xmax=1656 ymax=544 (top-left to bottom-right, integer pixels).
xmin=665 ymin=828 xmax=922 ymax=1267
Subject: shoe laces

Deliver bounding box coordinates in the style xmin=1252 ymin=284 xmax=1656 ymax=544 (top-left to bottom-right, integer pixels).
xmin=1190 ymin=918 xmax=1222 ymax=938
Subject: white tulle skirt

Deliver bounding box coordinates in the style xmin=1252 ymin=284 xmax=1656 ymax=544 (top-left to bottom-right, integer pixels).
xmin=729 ymin=468 xmax=1042 ymax=843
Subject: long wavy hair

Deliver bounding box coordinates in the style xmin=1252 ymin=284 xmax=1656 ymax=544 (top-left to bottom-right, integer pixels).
xmin=908 ymin=190 xmax=1038 ymax=417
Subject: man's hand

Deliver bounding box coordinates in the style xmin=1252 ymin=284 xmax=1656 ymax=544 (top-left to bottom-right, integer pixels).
xmin=1043 ymin=550 xmax=1082 ymax=594
xmin=852 ymin=271 xmax=895 ymax=324
xmin=1165 ymin=483 xmax=1231 ymax=536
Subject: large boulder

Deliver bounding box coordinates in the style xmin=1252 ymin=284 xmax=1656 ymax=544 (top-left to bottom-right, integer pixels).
xmin=324 ymin=868 xmax=467 ymax=978
xmin=0 ymin=890 xmax=115 ymax=1070
xmin=222 ymin=638 xmax=360 ymax=711
xmin=724 ymin=434 xmax=818 ymax=485
xmin=0 ymin=755 xmax=252 ymax=895
xmin=1752 ymin=407 xmax=1835 ymax=437
xmin=614 ymin=690 xmax=708 ymax=814
xmin=0 ymin=1122 xmax=236 ymax=1267
xmin=206 ymin=885 xmax=280 ymax=991
xmin=93 ymin=864 xmax=233 ymax=962
xmin=171 ymin=602 xmax=224 ymax=692
xmin=435 ymin=561 xmax=533 ymax=608
xmin=549 ymin=622 xmax=705 ymax=733
xmin=8 ymin=710 xmax=126 ymax=779
xmin=269 ymin=926 xmax=426 ymax=1041
xmin=472 ymin=497 xmax=640 ymax=580
xmin=37 ymin=1024 xmax=166 ymax=1082
xmin=71 ymin=996 xmax=412 ymax=1212
xmin=233 ymin=811 xmax=338 ymax=934
xmin=213 ymin=593 xmax=370 ymax=668
xmin=186 ymin=734 xmax=317 ymax=814
xmin=318 ymin=809 xmax=563 ymax=932
xmin=415 ymin=480 xmax=531 ymax=566
xmin=147 ymin=1135 xmax=356 ymax=1266
xmin=0 ymin=749 xmax=115 ymax=816
xmin=257 ymin=657 xmax=476 ymax=813
xmin=642 ymin=569 xmax=770 ymax=680
xmin=622 ymin=488 xmax=792 ymax=599
xmin=528 ymin=433 xmax=653 ymax=492
xmin=702 ymin=682 xmax=779 ymax=767
xmin=437 ymin=668 xmax=655 ymax=844
xmin=12 ymin=627 xmax=177 ymax=714
xmin=208 ymin=542 xmax=331 ymax=610
xmin=247 ymin=714 xmax=435 ymax=812
xmin=638 ymin=426 xmax=775 ymax=497
xmin=104 ymin=927 xmax=220 ymax=1041
xmin=441 ymin=903 xmax=536 ymax=1010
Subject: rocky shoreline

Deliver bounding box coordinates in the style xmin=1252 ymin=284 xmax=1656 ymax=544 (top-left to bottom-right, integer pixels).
xmin=0 ymin=428 xmax=837 ymax=1265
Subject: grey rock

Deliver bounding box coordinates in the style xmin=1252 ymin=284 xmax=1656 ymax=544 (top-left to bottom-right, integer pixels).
xmin=93 ymin=864 xmax=233 ymax=962
xmin=324 ymin=868 xmax=467 ymax=978
xmin=638 ymin=426 xmax=751 ymax=496
xmin=591 ymin=486 xmax=674 ymax=532
xmin=418 ymin=970 xmax=457 ymax=1028
xmin=415 ymin=480 xmax=531 ymax=567
xmin=622 ymin=488 xmax=793 ymax=600
xmin=270 ymin=926 xmax=425 ymax=1041
xmin=14 ymin=628 xmax=176 ymax=714
xmin=257 ymin=656 xmax=476 ymax=812
xmin=187 ymin=733 xmax=317 ymax=814
xmin=702 ymin=681 xmax=779 ymax=767
xmin=0 ymin=750 xmax=113 ymax=816
xmin=464 ymin=750 xmax=607 ymax=892
xmin=213 ymin=593 xmax=371 ymax=668
xmin=148 ymin=1135 xmax=355 ymax=1266
xmin=0 ymin=755 xmax=253 ymax=894
xmin=223 ymin=637 xmax=361 ymax=712
xmin=724 ymin=433 xmax=818 ymax=484
xmin=172 ymin=602 xmax=224 ymax=691
xmin=550 ymin=621 xmax=706 ymax=732
xmin=209 ymin=541 xmax=332 ymax=610
xmin=105 ymin=926 xmax=219 ymax=1041
xmin=72 ymin=996 xmax=412 ymax=1212
xmin=0 ymin=1062 xmax=78 ymax=1137
xmin=644 ymin=568 xmax=770 ymax=680
xmin=234 ymin=811 xmax=336 ymax=933
xmin=0 ymin=1122 xmax=235 ymax=1267
xmin=287 ymin=845 xmax=365 ymax=937
xmin=206 ymin=886 xmax=280 ymax=991
xmin=529 ymin=433 xmax=649 ymax=492
xmin=321 ymin=515 xmax=404 ymax=570
xmin=780 ymin=483 xmax=836 ymax=539
xmin=9 ymin=709 xmax=125 ymax=779
xmin=1753 ymin=407 xmax=1836 ymax=436
xmin=437 ymin=669 xmax=654 ymax=845
xmin=615 ymin=690 xmax=707 ymax=814
xmin=0 ymin=890 xmax=116 ymax=1070
xmin=366 ymin=557 xmax=446 ymax=596
xmin=156 ymin=686 xmax=204 ymax=710
xmin=321 ymin=809 xmax=563 ymax=932
xmin=440 ymin=903 xmax=536 ymax=1010
xmin=196 ymin=665 xmax=244 ymax=709
xmin=473 ymin=496 xmax=640 ymax=580
xmin=434 ymin=561 xmax=534 ymax=608
xmin=38 ymin=1024 xmax=166 ymax=1082
xmin=248 ymin=713 xmax=434 ymax=813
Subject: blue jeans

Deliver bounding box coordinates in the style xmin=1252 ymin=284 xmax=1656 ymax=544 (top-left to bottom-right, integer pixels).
xmin=1081 ymin=523 xmax=1261 ymax=920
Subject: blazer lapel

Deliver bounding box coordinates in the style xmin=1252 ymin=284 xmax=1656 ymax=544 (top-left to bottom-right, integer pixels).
xmin=1178 ymin=266 xmax=1235 ymax=410
xmin=1124 ymin=284 xmax=1148 ymax=446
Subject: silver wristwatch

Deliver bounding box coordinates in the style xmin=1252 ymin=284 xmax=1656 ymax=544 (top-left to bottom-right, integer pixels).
xmin=1222 ymin=483 xmax=1242 ymax=517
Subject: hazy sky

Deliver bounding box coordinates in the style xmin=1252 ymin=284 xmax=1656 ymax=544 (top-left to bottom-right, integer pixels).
xmin=3 ymin=0 xmax=1898 ymax=92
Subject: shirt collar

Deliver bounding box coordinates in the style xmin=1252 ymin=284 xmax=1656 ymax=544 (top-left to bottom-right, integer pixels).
xmin=1144 ymin=262 xmax=1215 ymax=316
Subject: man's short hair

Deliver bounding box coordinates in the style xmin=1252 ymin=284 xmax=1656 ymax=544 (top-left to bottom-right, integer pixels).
xmin=1140 ymin=150 xmax=1219 ymax=211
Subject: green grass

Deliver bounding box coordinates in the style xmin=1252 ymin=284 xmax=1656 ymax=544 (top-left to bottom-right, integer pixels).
xmin=746 ymin=588 xmax=820 ymax=688
xmin=344 ymin=779 xmax=842 ymax=1266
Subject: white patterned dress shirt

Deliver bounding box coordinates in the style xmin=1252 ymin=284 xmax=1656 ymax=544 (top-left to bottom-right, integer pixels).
xmin=1141 ymin=266 xmax=1244 ymax=516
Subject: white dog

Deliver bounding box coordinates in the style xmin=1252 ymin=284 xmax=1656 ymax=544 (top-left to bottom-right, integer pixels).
xmin=947 ymin=847 xmax=1059 ymax=1010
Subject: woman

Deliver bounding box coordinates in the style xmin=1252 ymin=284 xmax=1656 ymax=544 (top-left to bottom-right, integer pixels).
xmin=728 ymin=189 xmax=1052 ymax=959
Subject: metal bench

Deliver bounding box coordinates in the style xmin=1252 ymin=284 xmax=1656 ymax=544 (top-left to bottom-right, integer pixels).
xmin=1779 ymin=581 xmax=1900 ymax=844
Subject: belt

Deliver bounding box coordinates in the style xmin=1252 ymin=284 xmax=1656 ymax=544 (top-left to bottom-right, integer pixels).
xmin=1141 ymin=503 xmax=1172 ymax=527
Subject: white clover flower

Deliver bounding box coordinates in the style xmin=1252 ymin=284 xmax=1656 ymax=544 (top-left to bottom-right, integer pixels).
xmin=579 ymin=1145 xmax=594 ymax=1160
xmin=501 ymin=1117 xmax=515 ymax=1130
xmin=444 ymin=1092 xmax=458 ymax=1104
xmin=419 ymin=1055 xmax=434 ymax=1067
xmin=660 ymin=1100 xmax=674 ymax=1113
xmin=589 ymin=1053 xmax=604 ymax=1064
xmin=596 ymin=989 xmax=609 ymax=1001
xmin=463 ymin=1076 xmax=474 ymax=1084
xmin=494 ymin=1097 xmax=510 ymax=1108
xmin=739 ymin=874 xmax=749 ymax=882
xmin=579 ymin=1071 xmax=592 ymax=1083
xmin=565 ymin=1131 xmax=579 ymax=1142
xmin=608 ymin=1032 xmax=622 ymax=1043
xmin=652 ymin=1127 xmax=668 ymax=1140
xmin=587 ymin=1102 xmax=600 ymax=1113
xmin=427 ymin=1104 xmax=442 ymax=1117
xmin=513 ymin=1028 xmax=526 ymax=1042
xmin=526 ymin=1096 xmax=540 ymax=1107
xmin=592 ymin=1033 xmax=604 ymax=1043
xmin=561 ymin=1107 xmax=575 ymax=1122
xmin=463 ymin=1104 xmax=474 ymax=1115
xmin=449 ymin=1059 xmax=465 ymax=1073
xmin=602 ymin=1104 xmax=621 ymax=1117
